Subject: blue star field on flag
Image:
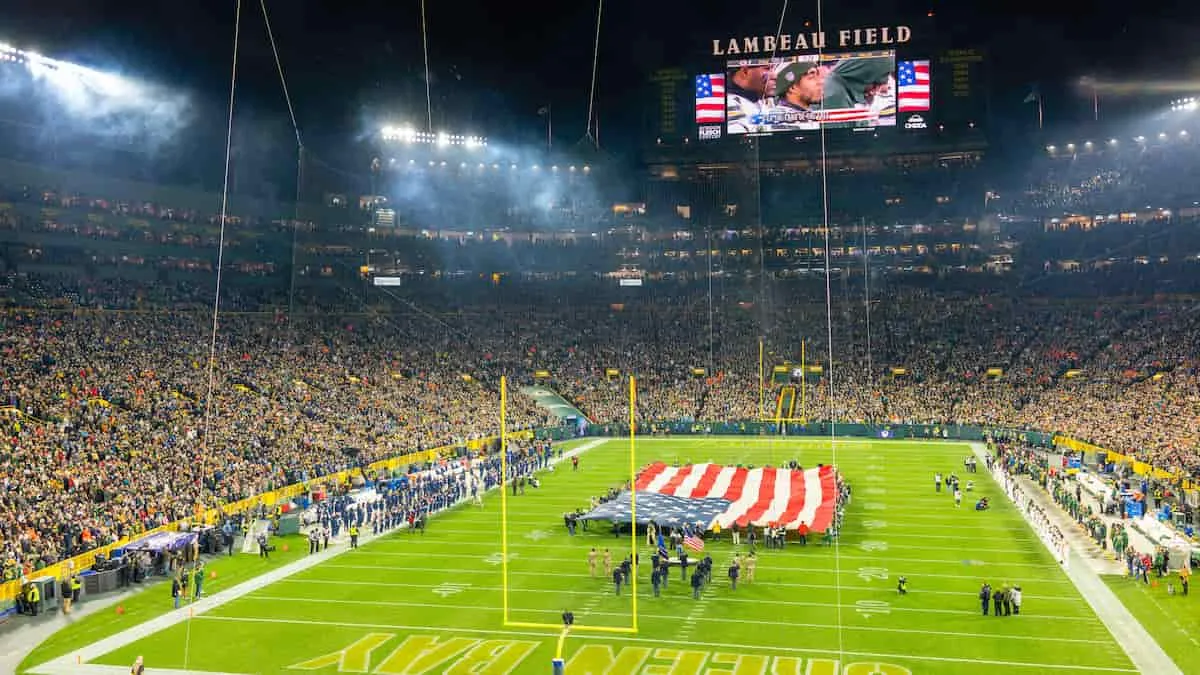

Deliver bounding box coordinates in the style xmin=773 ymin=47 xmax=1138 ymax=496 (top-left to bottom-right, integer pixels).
xmin=579 ymin=491 xmax=733 ymax=528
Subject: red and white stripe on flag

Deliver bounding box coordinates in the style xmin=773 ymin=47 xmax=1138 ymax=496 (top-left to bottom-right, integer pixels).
xmin=637 ymin=462 xmax=839 ymax=532
xmin=897 ymin=60 xmax=931 ymax=112
xmin=695 ymin=73 xmax=725 ymax=124
xmin=683 ymin=535 xmax=705 ymax=552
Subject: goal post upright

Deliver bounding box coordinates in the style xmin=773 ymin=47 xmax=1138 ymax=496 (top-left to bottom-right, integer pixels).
xmin=758 ymin=337 xmax=765 ymax=420
xmin=500 ymin=375 xmax=510 ymax=624
xmin=629 ymin=374 xmax=638 ymax=632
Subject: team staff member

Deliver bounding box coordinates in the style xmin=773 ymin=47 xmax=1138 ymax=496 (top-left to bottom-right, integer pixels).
xmin=761 ymin=61 xmax=823 ymax=129
xmin=349 ymin=524 xmax=359 ymax=549
xmin=764 ymin=57 xmax=893 ymax=130
xmin=726 ymin=64 xmax=776 ymax=133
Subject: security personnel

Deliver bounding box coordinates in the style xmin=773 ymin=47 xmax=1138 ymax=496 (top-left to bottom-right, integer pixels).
xmin=71 ymin=573 xmax=82 ymax=606
xmin=25 ymin=581 xmax=40 ymax=616
xmin=349 ymin=524 xmax=359 ymax=549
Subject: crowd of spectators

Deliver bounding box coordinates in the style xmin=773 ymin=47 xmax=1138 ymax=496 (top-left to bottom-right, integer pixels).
xmin=2 ymin=148 xmax=1200 ymax=583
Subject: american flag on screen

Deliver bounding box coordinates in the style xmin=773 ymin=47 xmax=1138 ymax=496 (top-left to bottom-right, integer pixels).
xmin=695 ymin=74 xmax=726 ymax=124
xmin=897 ymin=60 xmax=930 ymax=112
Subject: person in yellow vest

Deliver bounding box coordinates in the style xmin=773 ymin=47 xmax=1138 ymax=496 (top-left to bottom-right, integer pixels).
xmin=25 ymin=581 xmax=40 ymax=616
xmin=71 ymin=573 xmax=82 ymax=606
xmin=349 ymin=524 xmax=359 ymax=549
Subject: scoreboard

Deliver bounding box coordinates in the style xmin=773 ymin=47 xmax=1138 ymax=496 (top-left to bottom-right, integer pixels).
xmin=656 ymin=21 xmax=986 ymax=143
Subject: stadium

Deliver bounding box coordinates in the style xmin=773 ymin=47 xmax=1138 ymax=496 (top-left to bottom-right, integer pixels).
xmin=1 ymin=1 xmax=1199 ymax=674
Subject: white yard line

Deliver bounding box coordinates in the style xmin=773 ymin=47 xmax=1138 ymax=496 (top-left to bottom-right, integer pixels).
xmin=193 ymin=614 xmax=1140 ymax=673
xmin=244 ymin=578 xmax=1099 ymax=623
xmin=284 ymin=567 xmax=1085 ymax=603
xmin=973 ymin=442 xmax=1183 ymax=675
xmin=31 ymin=666 xmax=251 ymax=675
xmin=308 ymin=547 xmax=1066 ymax=569
xmin=241 ymin=592 xmax=1115 ymax=644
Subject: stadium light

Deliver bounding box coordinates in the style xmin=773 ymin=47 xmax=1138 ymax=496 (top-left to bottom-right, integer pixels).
xmin=1108 ymin=139 xmax=1118 ymax=145
xmin=381 ymin=125 xmax=486 ymax=147
xmin=1046 ymin=145 xmax=1056 ymax=152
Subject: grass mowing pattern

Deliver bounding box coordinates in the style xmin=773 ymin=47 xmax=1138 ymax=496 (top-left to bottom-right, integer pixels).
xmin=1102 ymin=574 xmax=1200 ymax=675
xmin=38 ymin=438 xmax=1139 ymax=674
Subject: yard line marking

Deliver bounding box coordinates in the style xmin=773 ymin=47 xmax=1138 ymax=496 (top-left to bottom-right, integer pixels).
xmin=28 ymin=666 xmax=252 ymax=675
xmin=368 ymin=538 xmax=1039 ymax=556
xmin=245 ymin=593 xmax=1110 ymax=643
xmin=294 ymin=566 xmax=1082 ymax=602
xmin=335 ymin=549 xmax=1064 ymax=569
xmin=259 ymin=580 xmax=1098 ymax=623
xmin=295 ymin=559 xmax=1075 ymax=586
xmin=193 ymin=614 xmax=1138 ymax=672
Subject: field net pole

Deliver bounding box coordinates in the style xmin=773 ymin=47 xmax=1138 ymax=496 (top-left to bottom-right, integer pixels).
xmin=500 ymin=375 xmax=510 ymax=624
xmin=814 ymin=0 xmax=847 ymax=660
xmin=758 ymin=338 xmax=765 ymax=420
xmin=628 ymin=375 xmax=639 ymax=632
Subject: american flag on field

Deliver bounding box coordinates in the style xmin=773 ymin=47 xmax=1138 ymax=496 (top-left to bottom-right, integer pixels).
xmin=695 ymin=74 xmax=725 ymax=124
xmin=683 ymin=534 xmax=705 ymax=553
xmin=897 ymin=60 xmax=931 ymax=112
xmin=578 ymin=462 xmax=839 ymax=532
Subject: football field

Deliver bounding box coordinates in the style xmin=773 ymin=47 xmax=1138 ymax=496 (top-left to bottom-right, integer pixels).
xmin=27 ymin=437 xmax=1140 ymax=674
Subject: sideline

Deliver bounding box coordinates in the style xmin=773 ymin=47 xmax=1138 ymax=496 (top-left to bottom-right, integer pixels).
xmin=25 ymin=438 xmax=608 ymax=675
xmin=973 ymin=442 xmax=1183 ymax=675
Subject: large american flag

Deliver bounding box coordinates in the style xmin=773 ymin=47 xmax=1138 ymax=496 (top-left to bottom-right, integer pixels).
xmin=695 ymin=74 xmax=725 ymax=124
xmin=634 ymin=462 xmax=838 ymax=531
xmin=897 ymin=60 xmax=931 ymax=112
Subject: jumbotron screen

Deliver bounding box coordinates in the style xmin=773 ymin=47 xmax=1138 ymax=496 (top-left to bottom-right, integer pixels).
xmin=695 ymin=52 xmax=930 ymax=138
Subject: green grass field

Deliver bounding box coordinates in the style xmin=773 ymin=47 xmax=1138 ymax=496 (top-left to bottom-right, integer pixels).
xmin=1102 ymin=573 xmax=1200 ymax=674
xmin=24 ymin=437 xmax=1146 ymax=675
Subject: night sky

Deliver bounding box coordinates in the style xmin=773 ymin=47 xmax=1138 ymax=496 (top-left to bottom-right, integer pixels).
xmin=4 ymin=0 xmax=1200 ymax=155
